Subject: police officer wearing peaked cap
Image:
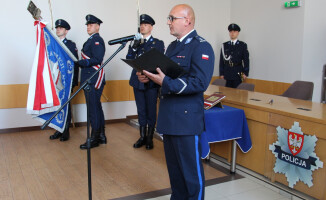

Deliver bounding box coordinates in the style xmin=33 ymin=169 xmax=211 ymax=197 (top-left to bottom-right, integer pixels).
xmin=127 ymin=13 xmax=164 ymax=150
xmin=140 ymin=14 xmax=155 ymax=25
xmin=49 ymin=19 xmax=79 ymax=142
xmin=220 ymin=23 xmax=250 ymax=88
xmin=75 ymin=14 xmax=107 ymax=149
xmin=228 ymin=23 xmax=240 ymax=32
xmin=55 ymin=19 xmax=71 ymax=30
xmin=85 ymin=14 xmax=103 ymax=25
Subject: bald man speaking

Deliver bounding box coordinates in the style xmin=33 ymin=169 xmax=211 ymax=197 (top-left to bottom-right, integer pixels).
xmin=142 ymin=4 xmax=215 ymax=200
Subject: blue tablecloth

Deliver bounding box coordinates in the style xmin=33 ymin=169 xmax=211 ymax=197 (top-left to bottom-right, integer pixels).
xmin=201 ymin=105 xmax=252 ymax=158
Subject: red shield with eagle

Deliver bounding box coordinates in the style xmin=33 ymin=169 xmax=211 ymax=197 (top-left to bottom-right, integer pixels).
xmin=287 ymin=131 xmax=304 ymax=156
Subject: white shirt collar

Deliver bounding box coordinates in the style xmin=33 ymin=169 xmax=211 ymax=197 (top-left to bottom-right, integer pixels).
xmin=231 ymin=39 xmax=238 ymax=44
xmin=144 ymin=35 xmax=152 ymax=42
xmin=60 ymin=37 xmax=66 ymax=42
xmin=178 ymin=29 xmax=195 ymax=42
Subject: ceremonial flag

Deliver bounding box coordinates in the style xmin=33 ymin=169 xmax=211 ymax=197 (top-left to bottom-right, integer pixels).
xmin=27 ymin=20 xmax=76 ymax=132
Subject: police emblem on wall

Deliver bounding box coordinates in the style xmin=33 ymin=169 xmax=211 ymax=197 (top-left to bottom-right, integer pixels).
xmin=269 ymin=122 xmax=323 ymax=188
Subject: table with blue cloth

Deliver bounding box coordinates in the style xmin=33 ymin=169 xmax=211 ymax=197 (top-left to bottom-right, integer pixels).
xmin=201 ymin=105 xmax=252 ymax=173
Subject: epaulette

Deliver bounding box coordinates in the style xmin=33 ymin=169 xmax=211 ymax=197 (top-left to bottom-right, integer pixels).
xmin=195 ymin=35 xmax=206 ymax=43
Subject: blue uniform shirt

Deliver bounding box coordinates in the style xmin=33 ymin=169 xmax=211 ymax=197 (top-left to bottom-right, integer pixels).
xmin=157 ymin=30 xmax=215 ymax=135
xmin=126 ymin=36 xmax=165 ymax=90
xmin=78 ymin=33 xmax=105 ymax=85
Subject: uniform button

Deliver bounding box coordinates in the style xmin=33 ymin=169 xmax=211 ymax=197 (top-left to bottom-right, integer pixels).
xmin=161 ymin=96 xmax=164 ymax=99
xmin=178 ymin=63 xmax=180 ymax=65
xmin=185 ymin=110 xmax=188 ymax=114
xmin=168 ymin=92 xmax=171 ymax=94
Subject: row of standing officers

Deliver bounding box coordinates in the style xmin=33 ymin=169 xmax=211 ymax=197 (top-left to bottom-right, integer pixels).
xmin=49 ymin=4 xmax=249 ymax=199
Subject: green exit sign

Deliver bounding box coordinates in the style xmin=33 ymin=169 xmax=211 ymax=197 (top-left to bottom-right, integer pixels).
xmin=285 ymin=1 xmax=301 ymax=8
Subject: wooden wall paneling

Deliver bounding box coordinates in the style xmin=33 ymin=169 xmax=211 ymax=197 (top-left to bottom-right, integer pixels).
xmin=236 ymin=119 xmax=268 ymax=175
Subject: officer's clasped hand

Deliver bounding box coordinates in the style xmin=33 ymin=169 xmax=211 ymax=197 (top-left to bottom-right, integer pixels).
xmin=131 ymin=40 xmax=141 ymax=49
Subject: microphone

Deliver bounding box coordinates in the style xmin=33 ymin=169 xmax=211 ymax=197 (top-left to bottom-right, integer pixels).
xmin=108 ymin=35 xmax=135 ymax=45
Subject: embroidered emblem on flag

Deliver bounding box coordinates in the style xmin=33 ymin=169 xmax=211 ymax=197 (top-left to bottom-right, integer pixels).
xmin=95 ymin=42 xmax=99 ymax=45
xmin=202 ymin=54 xmax=209 ymax=60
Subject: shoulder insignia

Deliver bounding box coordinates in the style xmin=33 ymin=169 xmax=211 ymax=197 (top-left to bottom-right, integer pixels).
xmin=185 ymin=37 xmax=193 ymax=44
xmin=196 ymin=36 xmax=206 ymax=43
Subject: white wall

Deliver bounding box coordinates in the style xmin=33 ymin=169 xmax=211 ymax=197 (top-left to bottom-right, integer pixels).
xmin=230 ymin=0 xmax=326 ymax=102
xmin=230 ymin=0 xmax=305 ymax=82
xmin=301 ymin=0 xmax=326 ymax=102
xmin=0 ymin=0 xmax=229 ymax=129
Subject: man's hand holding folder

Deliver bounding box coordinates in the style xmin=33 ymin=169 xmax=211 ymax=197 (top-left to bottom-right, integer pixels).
xmin=142 ymin=68 xmax=165 ymax=86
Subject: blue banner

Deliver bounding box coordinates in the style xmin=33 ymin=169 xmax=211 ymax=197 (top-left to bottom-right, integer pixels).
xmin=35 ymin=27 xmax=74 ymax=132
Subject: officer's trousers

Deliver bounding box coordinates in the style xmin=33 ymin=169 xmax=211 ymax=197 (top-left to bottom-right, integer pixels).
xmin=133 ymin=87 xmax=158 ymax=127
xmin=84 ymin=82 xmax=105 ymax=131
xmin=226 ymin=78 xmax=242 ymax=88
xmin=163 ymin=134 xmax=205 ymax=200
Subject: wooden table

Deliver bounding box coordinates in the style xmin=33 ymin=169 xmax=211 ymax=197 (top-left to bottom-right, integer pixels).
xmin=205 ymin=85 xmax=326 ymax=199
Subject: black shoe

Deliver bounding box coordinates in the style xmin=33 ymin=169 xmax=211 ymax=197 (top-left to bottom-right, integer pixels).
xmin=50 ymin=131 xmax=62 ymax=140
xmin=133 ymin=126 xmax=146 ymax=148
xmin=80 ymin=129 xmax=100 ymax=150
xmin=146 ymin=127 xmax=154 ymax=150
xmin=60 ymin=130 xmax=70 ymax=141
xmin=99 ymin=126 xmax=107 ymax=144
xmin=80 ymin=138 xmax=99 ymax=149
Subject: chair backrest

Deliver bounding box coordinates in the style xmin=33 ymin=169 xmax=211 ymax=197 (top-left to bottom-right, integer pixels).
xmin=281 ymin=81 xmax=314 ymax=101
xmin=237 ymin=83 xmax=255 ymax=91
xmin=212 ymin=79 xmax=226 ymax=86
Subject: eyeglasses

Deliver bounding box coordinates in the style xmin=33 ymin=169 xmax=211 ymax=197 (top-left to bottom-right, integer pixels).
xmin=167 ymin=15 xmax=186 ymax=22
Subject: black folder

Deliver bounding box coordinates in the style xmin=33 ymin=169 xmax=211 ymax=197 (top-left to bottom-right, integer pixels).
xmin=121 ymin=48 xmax=187 ymax=79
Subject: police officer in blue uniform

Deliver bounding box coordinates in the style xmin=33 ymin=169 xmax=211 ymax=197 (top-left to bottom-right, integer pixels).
xmin=127 ymin=14 xmax=165 ymax=150
xmin=75 ymin=15 xmax=106 ymax=149
xmin=49 ymin=19 xmax=79 ymax=141
xmin=219 ymin=23 xmax=249 ymax=88
xmin=143 ymin=4 xmax=214 ymax=200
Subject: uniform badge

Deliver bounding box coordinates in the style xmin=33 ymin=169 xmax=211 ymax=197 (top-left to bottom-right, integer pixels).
xmin=202 ymin=54 xmax=209 ymax=60
xmin=176 ymin=55 xmax=185 ymax=59
xmin=197 ymin=36 xmax=206 ymax=43
xmin=185 ymin=38 xmax=193 ymax=44
xmin=95 ymin=42 xmax=99 ymax=45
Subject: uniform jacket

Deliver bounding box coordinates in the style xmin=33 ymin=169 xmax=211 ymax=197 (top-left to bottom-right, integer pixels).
xmin=219 ymin=40 xmax=249 ymax=80
xmin=78 ymin=33 xmax=105 ymax=85
xmin=63 ymin=38 xmax=79 ymax=87
xmin=156 ymin=30 xmax=215 ymax=135
xmin=126 ymin=36 xmax=165 ymax=90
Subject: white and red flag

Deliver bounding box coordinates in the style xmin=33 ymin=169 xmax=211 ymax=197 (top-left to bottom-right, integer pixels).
xmin=27 ymin=21 xmax=60 ymax=115
xmin=26 ymin=20 xmax=76 ymax=132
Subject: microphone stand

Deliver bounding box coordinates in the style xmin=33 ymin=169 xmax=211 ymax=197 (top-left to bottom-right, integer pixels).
xmin=41 ymin=42 xmax=127 ymax=200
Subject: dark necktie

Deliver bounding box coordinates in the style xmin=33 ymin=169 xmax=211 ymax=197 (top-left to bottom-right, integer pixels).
xmin=231 ymin=41 xmax=234 ymax=46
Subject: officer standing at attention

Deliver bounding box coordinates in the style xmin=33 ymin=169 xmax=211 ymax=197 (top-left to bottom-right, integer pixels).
xmin=142 ymin=4 xmax=214 ymax=200
xmin=75 ymin=14 xmax=106 ymax=149
xmin=49 ymin=19 xmax=79 ymax=141
xmin=127 ymin=14 xmax=165 ymax=150
xmin=219 ymin=23 xmax=249 ymax=88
